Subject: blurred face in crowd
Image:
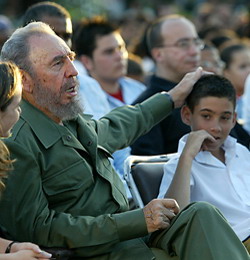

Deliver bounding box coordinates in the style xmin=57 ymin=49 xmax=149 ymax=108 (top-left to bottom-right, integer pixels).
xmin=84 ymin=31 xmax=128 ymax=87
xmin=0 ymin=83 xmax=22 ymax=137
xmin=153 ymin=18 xmax=202 ymax=82
xmin=200 ymin=47 xmax=224 ymax=75
xmin=24 ymin=33 xmax=82 ymax=122
xmin=223 ymin=48 xmax=250 ymax=96
xmin=41 ymin=15 xmax=72 ymax=47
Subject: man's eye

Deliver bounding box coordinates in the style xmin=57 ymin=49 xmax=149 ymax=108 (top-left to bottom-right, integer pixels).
xmin=202 ymin=114 xmax=210 ymax=119
xmin=105 ymin=49 xmax=114 ymax=55
xmin=54 ymin=61 xmax=62 ymax=66
xmin=177 ymin=41 xmax=189 ymax=48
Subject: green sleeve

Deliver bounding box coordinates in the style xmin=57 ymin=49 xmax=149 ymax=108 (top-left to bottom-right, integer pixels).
xmin=96 ymin=92 xmax=173 ymax=153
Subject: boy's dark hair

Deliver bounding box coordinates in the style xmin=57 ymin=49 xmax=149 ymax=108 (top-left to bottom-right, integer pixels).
xmin=186 ymin=74 xmax=236 ymax=112
xmin=73 ymin=16 xmax=118 ymax=58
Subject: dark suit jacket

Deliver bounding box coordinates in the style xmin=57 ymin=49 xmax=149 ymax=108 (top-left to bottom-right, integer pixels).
xmin=131 ymin=75 xmax=191 ymax=155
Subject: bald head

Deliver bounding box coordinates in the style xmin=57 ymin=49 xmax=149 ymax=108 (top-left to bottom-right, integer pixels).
xmin=147 ymin=15 xmax=196 ymax=52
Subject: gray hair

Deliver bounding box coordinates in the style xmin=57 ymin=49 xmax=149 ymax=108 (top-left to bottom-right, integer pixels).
xmin=0 ymin=21 xmax=56 ymax=75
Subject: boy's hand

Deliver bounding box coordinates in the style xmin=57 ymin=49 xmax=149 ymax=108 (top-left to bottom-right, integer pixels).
xmin=182 ymin=130 xmax=216 ymax=159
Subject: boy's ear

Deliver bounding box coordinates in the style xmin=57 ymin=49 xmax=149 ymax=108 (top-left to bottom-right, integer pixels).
xmin=181 ymin=105 xmax=192 ymax=126
xmin=20 ymin=70 xmax=34 ymax=93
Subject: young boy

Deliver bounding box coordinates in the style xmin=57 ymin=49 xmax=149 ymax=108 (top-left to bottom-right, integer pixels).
xmin=158 ymin=74 xmax=250 ymax=253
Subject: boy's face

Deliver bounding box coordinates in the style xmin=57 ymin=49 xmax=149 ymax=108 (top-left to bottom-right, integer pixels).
xmin=182 ymin=96 xmax=236 ymax=152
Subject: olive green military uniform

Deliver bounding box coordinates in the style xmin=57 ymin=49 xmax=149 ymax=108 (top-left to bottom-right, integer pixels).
xmin=0 ymin=93 xmax=249 ymax=259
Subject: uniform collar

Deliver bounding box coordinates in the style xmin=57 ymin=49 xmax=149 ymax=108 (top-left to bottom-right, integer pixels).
xmin=15 ymin=100 xmax=93 ymax=150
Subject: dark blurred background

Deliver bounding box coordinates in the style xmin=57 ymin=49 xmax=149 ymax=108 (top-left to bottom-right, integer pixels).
xmin=0 ymin=0 xmax=249 ymax=25
xmin=0 ymin=0 xmax=250 ymax=55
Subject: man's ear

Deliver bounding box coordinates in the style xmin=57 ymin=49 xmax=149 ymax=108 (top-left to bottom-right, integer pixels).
xmin=151 ymin=48 xmax=163 ymax=62
xmin=79 ymin=55 xmax=93 ymax=72
xmin=181 ymin=105 xmax=192 ymax=126
xmin=20 ymin=70 xmax=34 ymax=93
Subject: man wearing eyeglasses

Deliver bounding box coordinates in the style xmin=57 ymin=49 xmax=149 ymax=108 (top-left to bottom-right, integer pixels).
xmin=131 ymin=14 xmax=204 ymax=156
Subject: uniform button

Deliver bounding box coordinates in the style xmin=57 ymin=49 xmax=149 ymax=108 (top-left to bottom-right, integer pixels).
xmin=66 ymin=135 xmax=72 ymax=141
xmin=87 ymin=141 xmax=92 ymax=146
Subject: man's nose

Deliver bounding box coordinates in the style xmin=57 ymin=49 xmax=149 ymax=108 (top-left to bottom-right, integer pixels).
xmin=66 ymin=59 xmax=78 ymax=77
xmin=188 ymin=43 xmax=201 ymax=55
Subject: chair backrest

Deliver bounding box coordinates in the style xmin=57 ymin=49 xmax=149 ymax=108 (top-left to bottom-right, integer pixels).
xmin=124 ymin=154 xmax=175 ymax=208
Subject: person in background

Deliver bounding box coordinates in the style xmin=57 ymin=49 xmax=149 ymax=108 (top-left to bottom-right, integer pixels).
xmin=200 ymin=42 xmax=224 ymax=75
xmin=158 ymin=74 xmax=250 ymax=253
xmin=73 ymin=16 xmax=146 ymax=109
xmin=127 ymin=52 xmax=145 ymax=83
xmin=0 ymin=15 xmax=13 ymax=52
xmin=242 ymin=74 xmax=250 ymax=135
xmin=22 ymin=1 xmax=72 ymax=48
xmin=131 ymin=14 xmax=203 ymax=155
xmin=201 ymin=42 xmax=250 ymax=148
xmin=0 ymin=61 xmax=51 ymax=260
xmin=0 ymin=21 xmax=249 ymax=259
xmin=132 ymin=25 xmax=156 ymax=78
xmin=220 ymin=43 xmax=250 ymax=121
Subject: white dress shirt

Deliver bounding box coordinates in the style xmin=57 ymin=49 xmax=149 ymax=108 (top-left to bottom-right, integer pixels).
xmin=158 ymin=134 xmax=250 ymax=241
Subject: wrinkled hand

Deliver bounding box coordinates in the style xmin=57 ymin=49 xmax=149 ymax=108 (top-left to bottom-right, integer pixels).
xmin=168 ymin=67 xmax=204 ymax=108
xmin=11 ymin=242 xmax=51 ymax=259
xmin=143 ymin=199 xmax=180 ymax=233
xmin=182 ymin=130 xmax=216 ymax=159
xmin=8 ymin=249 xmax=52 ymax=259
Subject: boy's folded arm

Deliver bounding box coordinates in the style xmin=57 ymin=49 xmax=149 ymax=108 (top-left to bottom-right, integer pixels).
xmin=164 ymin=151 xmax=193 ymax=210
xmin=164 ymin=130 xmax=215 ymax=210
xmin=164 ymin=132 xmax=202 ymax=210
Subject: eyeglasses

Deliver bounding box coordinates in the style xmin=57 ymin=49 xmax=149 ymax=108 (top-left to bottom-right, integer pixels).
xmin=200 ymin=60 xmax=225 ymax=69
xmin=157 ymin=38 xmax=204 ymax=50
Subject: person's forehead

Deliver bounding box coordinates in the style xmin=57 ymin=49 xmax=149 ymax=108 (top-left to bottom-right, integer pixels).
xmin=195 ymin=96 xmax=234 ymax=112
xmin=28 ymin=33 xmax=70 ymax=64
xmin=95 ymin=32 xmax=124 ymax=49
xmin=231 ymin=49 xmax=250 ymax=61
xmin=40 ymin=15 xmax=72 ymax=35
xmin=161 ymin=19 xmax=197 ymax=40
